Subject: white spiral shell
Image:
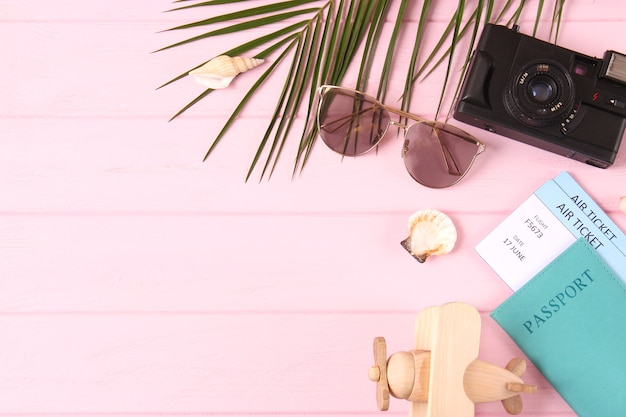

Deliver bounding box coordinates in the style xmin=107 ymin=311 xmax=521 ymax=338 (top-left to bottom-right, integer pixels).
xmin=189 ymin=55 xmax=265 ymax=89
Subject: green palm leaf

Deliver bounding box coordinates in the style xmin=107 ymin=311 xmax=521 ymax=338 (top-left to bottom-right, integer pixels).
xmin=158 ymin=0 xmax=566 ymax=180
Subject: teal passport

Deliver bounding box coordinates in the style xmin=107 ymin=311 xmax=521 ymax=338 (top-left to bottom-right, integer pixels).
xmin=491 ymin=238 xmax=626 ymax=416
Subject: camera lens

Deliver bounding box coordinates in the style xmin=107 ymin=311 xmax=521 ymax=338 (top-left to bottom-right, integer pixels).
xmin=504 ymin=61 xmax=575 ymax=127
xmin=528 ymin=76 xmax=557 ymax=103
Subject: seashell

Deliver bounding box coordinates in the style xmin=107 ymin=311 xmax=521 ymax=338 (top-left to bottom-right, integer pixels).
xmin=189 ymin=55 xmax=264 ymax=89
xmin=620 ymin=196 xmax=626 ymax=214
xmin=400 ymin=209 xmax=457 ymax=263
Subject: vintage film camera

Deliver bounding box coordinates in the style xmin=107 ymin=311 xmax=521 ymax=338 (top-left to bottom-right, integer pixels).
xmin=454 ymin=24 xmax=626 ymax=168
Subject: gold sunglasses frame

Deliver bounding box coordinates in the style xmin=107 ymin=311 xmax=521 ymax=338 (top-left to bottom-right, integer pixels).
xmin=315 ymin=85 xmax=486 ymax=187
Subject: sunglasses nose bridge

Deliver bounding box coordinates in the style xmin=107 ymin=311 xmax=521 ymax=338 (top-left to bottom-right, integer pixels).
xmin=389 ymin=119 xmax=409 ymax=130
xmin=389 ymin=120 xmax=410 ymax=158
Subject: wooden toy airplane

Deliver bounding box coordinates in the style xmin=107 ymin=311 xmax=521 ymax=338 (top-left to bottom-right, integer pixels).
xmin=368 ymin=302 xmax=536 ymax=416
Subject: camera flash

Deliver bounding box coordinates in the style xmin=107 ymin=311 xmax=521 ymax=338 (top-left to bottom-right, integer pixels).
xmin=602 ymin=51 xmax=626 ymax=84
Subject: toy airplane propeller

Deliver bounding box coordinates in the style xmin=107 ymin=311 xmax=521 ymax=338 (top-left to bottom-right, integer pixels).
xmin=368 ymin=302 xmax=536 ymax=416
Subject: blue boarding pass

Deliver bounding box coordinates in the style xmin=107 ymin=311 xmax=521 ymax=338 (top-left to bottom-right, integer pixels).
xmin=476 ymin=171 xmax=626 ymax=290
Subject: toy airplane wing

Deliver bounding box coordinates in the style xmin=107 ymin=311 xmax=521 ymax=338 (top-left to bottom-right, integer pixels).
xmin=411 ymin=302 xmax=481 ymax=417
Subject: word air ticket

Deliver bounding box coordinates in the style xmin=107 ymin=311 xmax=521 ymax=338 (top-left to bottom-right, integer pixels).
xmin=476 ymin=172 xmax=626 ymax=291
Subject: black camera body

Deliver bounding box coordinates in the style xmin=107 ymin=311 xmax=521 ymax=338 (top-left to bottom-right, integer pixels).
xmin=454 ymin=24 xmax=626 ymax=168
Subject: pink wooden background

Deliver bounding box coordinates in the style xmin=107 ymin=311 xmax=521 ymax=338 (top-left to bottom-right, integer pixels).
xmin=2 ymin=1 xmax=626 ymax=416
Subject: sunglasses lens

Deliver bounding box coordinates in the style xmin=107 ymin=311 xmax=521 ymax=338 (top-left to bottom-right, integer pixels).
xmin=403 ymin=123 xmax=481 ymax=188
xmin=318 ymin=88 xmax=390 ymax=156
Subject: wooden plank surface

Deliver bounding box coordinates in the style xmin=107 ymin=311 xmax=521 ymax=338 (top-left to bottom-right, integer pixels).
xmin=2 ymin=1 xmax=626 ymax=416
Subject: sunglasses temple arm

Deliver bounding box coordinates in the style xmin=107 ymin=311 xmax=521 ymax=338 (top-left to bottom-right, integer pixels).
xmin=438 ymin=134 xmax=464 ymax=176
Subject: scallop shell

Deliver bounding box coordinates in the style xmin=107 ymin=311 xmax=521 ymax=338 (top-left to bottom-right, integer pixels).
xmin=400 ymin=209 xmax=457 ymax=263
xmin=620 ymin=196 xmax=626 ymax=214
xmin=189 ymin=55 xmax=265 ymax=89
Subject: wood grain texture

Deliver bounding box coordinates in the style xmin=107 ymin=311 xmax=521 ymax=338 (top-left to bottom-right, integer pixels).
xmin=2 ymin=1 xmax=626 ymax=416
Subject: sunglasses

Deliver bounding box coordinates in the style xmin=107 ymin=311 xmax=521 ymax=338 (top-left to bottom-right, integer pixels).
xmin=316 ymin=85 xmax=486 ymax=188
